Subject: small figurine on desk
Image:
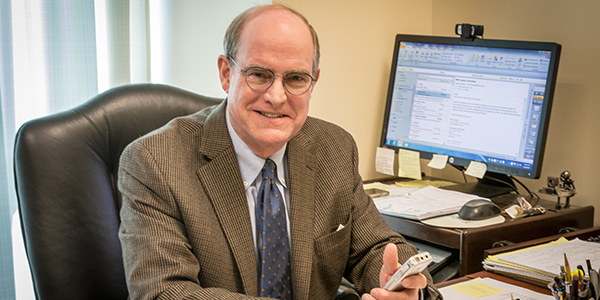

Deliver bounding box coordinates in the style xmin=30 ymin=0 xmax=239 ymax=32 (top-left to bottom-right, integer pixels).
xmin=539 ymin=170 xmax=577 ymax=211
xmin=505 ymin=196 xmax=546 ymax=219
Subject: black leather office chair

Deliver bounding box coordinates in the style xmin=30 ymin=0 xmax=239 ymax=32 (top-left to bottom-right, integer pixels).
xmin=14 ymin=83 xmax=360 ymax=300
xmin=13 ymin=83 xmax=222 ymax=300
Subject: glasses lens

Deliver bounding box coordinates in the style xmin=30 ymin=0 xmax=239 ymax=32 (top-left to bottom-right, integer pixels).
xmin=284 ymin=73 xmax=312 ymax=95
xmin=245 ymin=67 xmax=273 ymax=90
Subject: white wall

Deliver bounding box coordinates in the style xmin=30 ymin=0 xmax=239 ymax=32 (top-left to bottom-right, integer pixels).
xmin=149 ymin=0 xmax=271 ymax=98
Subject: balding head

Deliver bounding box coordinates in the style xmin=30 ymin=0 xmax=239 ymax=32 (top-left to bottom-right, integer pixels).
xmin=223 ymin=4 xmax=320 ymax=76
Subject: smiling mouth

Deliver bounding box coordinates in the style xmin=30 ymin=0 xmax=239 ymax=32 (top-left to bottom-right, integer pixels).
xmin=260 ymin=111 xmax=284 ymax=118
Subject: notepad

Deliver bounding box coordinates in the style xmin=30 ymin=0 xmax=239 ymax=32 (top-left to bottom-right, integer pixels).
xmin=372 ymin=185 xmax=485 ymax=220
xmin=439 ymin=277 xmax=554 ymax=300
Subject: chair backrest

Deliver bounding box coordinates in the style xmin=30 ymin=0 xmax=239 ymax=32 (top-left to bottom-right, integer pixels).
xmin=13 ymin=83 xmax=222 ymax=300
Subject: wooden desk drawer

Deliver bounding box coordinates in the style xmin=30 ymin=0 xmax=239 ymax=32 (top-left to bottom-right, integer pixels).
xmin=460 ymin=205 xmax=594 ymax=275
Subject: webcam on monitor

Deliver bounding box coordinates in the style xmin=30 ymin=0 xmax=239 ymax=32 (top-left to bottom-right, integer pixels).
xmin=455 ymin=23 xmax=484 ymax=40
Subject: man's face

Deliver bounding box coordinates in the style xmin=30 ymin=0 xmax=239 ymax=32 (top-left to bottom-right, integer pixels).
xmin=218 ymin=10 xmax=319 ymax=158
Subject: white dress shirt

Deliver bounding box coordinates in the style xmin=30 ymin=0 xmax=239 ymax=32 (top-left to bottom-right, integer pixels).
xmin=225 ymin=111 xmax=292 ymax=256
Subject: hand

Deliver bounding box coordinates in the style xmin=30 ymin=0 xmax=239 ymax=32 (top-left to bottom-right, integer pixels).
xmin=362 ymin=243 xmax=427 ymax=300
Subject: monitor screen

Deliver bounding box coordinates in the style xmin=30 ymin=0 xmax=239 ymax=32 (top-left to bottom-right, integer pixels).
xmin=380 ymin=34 xmax=561 ymax=196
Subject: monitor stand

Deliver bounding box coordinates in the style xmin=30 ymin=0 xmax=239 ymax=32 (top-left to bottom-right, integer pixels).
xmin=440 ymin=172 xmax=515 ymax=198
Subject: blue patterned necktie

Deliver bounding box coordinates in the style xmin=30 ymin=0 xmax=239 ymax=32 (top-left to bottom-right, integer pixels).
xmin=257 ymin=159 xmax=292 ymax=299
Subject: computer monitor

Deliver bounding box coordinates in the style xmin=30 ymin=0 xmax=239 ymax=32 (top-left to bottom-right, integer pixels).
xmin=379 ymin=34 xmax=561 ymax=197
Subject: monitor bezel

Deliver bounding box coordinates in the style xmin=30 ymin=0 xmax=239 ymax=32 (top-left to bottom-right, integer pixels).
xmin=379 ymin=34 xmax=561 ymax=180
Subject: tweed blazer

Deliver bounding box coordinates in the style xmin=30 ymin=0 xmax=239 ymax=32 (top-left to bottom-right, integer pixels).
xmin=118 ymin=101 xmax=441 ymax=299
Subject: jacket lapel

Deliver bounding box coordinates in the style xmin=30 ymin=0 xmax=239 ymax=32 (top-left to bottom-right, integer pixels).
xmin=195 ymin=101 xmax=319 ymax=298
xmin=287 ymin=130 xmax=316 ymax=300
xmin=195 ymin=102 xmax=258 ymax=296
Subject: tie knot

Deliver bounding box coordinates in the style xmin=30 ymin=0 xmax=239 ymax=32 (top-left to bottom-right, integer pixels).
xmin=263 ymin=159 xmax=277 ymax=179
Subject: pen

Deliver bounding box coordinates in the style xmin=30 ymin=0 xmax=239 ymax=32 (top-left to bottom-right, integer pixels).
xmin=555 ymin=276 xmax=565 ymax=289
xmin=574 ymin=270 xmax=585 ymax=283
xmin=572 ymin=276 xmax=579 ymax=300
xmin=579 ymin=265 xmax=586 ymax=276
xmin=565 ymin=253 xmax=573 ymax=283
xmin=555 ymin=277 xmax=565 ymax=300
xmin=588 ymin=259 xmax=596 ymax=300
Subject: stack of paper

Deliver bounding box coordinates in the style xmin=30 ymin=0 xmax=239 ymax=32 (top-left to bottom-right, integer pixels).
xmin=371 ymin=185 xmax=485 ymax=221
xmin=483 ymin=237 xmax=600 ymax=286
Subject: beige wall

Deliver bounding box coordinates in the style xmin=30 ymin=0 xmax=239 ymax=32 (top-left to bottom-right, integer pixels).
xmin=273 ymin=0 xmax=433 ymax=177
xmin=430 ymin=0 xmax=600 ymax=226
xmin=277 ymin=0 xmax=600 ymax=225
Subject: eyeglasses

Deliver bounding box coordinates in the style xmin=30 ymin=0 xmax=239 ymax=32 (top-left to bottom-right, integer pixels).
xmin=228 ymin=57 xmax=315 ymax=96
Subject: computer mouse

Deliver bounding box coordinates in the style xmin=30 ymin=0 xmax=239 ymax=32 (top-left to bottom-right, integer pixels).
xmin=458 ymin=199 xmax=502 ymax=220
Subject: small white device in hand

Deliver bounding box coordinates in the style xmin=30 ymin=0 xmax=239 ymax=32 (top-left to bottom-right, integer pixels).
xmin=382 ymin=252 xmax=433 ymax=291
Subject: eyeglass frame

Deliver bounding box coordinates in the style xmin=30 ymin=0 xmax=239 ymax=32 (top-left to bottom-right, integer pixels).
xmin=227 ymin=56 xmax=316 ymax=96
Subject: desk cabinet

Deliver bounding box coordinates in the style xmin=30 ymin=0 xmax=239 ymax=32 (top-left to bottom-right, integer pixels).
xmin=383 ymin=205 xmax=594 ymax=276
xmin=483 ymin=226 xmax=600 ymax=259
xmin=371 ymin=179 xmax=595 ymax=276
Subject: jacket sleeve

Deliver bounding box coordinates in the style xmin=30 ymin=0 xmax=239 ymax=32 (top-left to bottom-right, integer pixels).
xmin=341 ymin=135 xmax=443 ymax=300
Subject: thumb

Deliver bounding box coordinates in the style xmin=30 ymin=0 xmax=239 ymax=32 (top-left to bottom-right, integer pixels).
xmin=380 ymin=243 xmax=401 ymax=285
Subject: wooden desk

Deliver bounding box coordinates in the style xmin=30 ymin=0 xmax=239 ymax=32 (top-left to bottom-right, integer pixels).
xmin=368 ymin=177 xmax=595 ymax=276
xmin=436 ymin=271 xmax=552 ymax=295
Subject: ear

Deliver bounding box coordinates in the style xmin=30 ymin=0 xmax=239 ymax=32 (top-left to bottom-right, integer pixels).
xmin=309 ymin=67 xmax=320 ymax=93
xmin=217 ymin=55 xmax=231 ymax=93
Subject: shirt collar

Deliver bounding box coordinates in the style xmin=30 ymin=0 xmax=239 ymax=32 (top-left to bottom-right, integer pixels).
xmin=226 ymin=106 xmax=287 ymax=189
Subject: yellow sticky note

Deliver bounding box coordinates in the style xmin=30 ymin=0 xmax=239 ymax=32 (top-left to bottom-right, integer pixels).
xmin=375 ymin=147 xmax=395 ymax=176
xmin=398 ymin=149 xmax=422 ymax=180
xmin=451 ymin=282 xmax=505 ymax=298
xmin=427 ymin=154 xmax=448 ymax=169
xmin=465 ymin=161 xmax=487 ymax=179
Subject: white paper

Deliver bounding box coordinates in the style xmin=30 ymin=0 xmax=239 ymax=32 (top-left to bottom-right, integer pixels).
xmin=498 ymin=238 xmax=600 ymax=276
xmin=482 ymin=238 xmax=569 ymax=284
xmin=427 ymin=154 xmax=448 ymax=169
xmin=397 ymin=149 xmax=422 ymax=180
xmin=422 ymin=214 xmax=505 ymax=229
xmin=465 ymin=161 xmax=487 ymax=179
xmin=386 ymin=185 xmax=420 ymax=196
xmin=373 ymin=186 xmax=483 ymax=220
xmin=375 ymin=147 xmax=395 ymax=176
xmin=439 ymin=277 xmax=554 ymax=300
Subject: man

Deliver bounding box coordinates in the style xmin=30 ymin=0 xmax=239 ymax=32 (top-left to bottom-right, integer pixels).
xmin=118 ymin=4 xmax=442 ymax=300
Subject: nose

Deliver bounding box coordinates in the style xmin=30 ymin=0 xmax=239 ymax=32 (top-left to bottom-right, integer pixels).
xmin=264 ymin=75 xmax=287 ymax=106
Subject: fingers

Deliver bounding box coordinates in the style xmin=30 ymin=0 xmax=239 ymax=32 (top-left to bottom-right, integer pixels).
xmin=362 ymin=293 xmax=376 ymax=300
xmin=363 ymin=286 xmax=421 ymax=300
xmin=372 ymin=272 xmax=427 ymax=300
xmin=401 ymin=273 xmax=428 ymax=290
